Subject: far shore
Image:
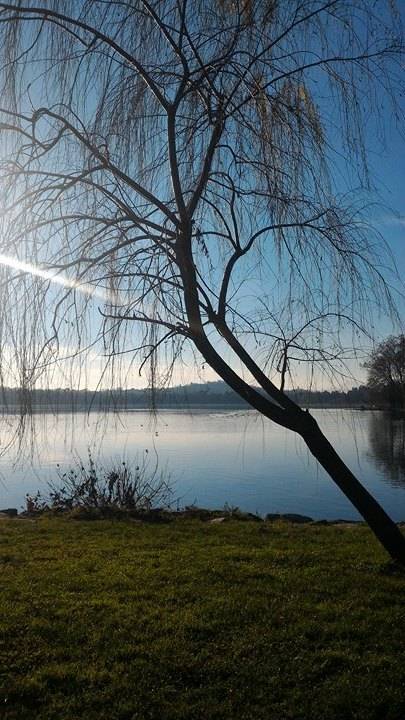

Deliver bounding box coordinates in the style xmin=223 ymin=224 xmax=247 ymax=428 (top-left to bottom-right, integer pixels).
xmin=0 ymin=402 xmax=400 ymax=413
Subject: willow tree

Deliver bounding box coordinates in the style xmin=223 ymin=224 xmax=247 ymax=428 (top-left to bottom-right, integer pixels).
xmin=0 ymin=1 xmax=404 ymax=562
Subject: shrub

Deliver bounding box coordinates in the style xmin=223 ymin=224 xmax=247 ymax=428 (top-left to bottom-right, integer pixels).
xmin=25 ymin=450 xmax=173 ymax=514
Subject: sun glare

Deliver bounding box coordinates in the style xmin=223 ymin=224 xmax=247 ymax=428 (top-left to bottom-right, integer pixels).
xmin=0 ymin=253 xmax=112 ymax=302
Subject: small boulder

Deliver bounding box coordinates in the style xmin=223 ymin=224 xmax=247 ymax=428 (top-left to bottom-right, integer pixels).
xmin=282 ymin=513 xmax=313 ymax=524
xmin=265 ymin=512 xmax=313 ymax=524
xmin=234 ymin=511 xmax=262 ymax=522
xmin=0 ymin=508 xmax=18 ymax=518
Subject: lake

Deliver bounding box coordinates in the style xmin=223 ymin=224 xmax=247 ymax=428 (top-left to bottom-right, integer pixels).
xmin=0 ymin=408 xmax=404 ymax=520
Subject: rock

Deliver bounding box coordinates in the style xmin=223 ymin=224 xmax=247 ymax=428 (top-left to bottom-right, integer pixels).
xmin=283 ymin=513 xmax=313 ymax=523
xmin=236 ymin=512 xmax=263 ymax=522
xmin=0 ymin=508 xmax=18 ymax=518
xmin=265 ymin=512 xmax=313 ymax=524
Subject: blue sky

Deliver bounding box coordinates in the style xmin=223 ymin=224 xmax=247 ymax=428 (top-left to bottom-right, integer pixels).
xmin=365 ymin=2 xmax=405 ymax=325
xmin=367 ymin=115 xmax=405 ymax=326
xmin=0 ymin=1 xmax=403 ymax=392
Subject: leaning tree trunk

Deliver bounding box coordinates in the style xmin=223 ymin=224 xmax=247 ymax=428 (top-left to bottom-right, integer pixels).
xmin=184 ymin=273 xmax=405 ymax=566
xmin=301 ymin=413 xmax=405 ymax=565
xmin=193 ymin=335 xmax=405 ymax=566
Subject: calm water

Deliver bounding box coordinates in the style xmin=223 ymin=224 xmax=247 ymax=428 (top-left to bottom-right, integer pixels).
xmin=0 ymin=409 xmax=405 ymax=520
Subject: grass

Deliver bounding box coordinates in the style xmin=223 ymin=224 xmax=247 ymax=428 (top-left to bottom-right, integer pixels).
xmin=1 ymin=517 xmax=405 ymax=720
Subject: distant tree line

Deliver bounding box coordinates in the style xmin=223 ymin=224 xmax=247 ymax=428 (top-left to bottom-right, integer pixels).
xmin=3 ymin=333 xmax=403 ymax=411
xmin=0 ymin=382 xmax=373 ymax=413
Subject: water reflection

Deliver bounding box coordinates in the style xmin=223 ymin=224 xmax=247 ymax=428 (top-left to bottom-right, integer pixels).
xmin=367 ymin=412 xmax=405 ymax=488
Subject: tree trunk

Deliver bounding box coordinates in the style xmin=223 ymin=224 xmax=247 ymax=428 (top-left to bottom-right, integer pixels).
xmin=301 ymin=412 xmax=405 ymax=565
xmin=194 ymin=335 xmax=405 ymax=566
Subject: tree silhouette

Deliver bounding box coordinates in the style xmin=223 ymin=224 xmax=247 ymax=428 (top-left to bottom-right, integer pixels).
xmin=365 ymin=335 xmax=405 ymax=410
xmin=0 ymin=1 xmax=404 ymax=563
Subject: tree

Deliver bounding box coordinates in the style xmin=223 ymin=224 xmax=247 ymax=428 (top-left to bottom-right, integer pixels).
xmin=366 ymin=335 xmax=405 ymax=410
xmin=0 ymin=0 xmax=404 ymax=563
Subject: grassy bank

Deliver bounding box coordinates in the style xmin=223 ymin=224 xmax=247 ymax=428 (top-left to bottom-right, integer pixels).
xmin=1 ymin=517 xmax=405 ymax=720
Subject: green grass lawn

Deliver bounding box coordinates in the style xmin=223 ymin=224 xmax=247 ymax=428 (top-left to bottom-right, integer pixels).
xmin=1 ymin=517 xmax=405 ymax=720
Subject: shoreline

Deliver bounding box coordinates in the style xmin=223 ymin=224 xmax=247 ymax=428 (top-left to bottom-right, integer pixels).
xmin=1 ymin=506 xmax=405 ymax=526
xmin=0 ymin=404 xmax=401 ymax=413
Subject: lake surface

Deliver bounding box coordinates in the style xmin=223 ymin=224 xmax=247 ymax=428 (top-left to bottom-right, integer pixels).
xmin=0 ymin=409 xmax=405 ymax=520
